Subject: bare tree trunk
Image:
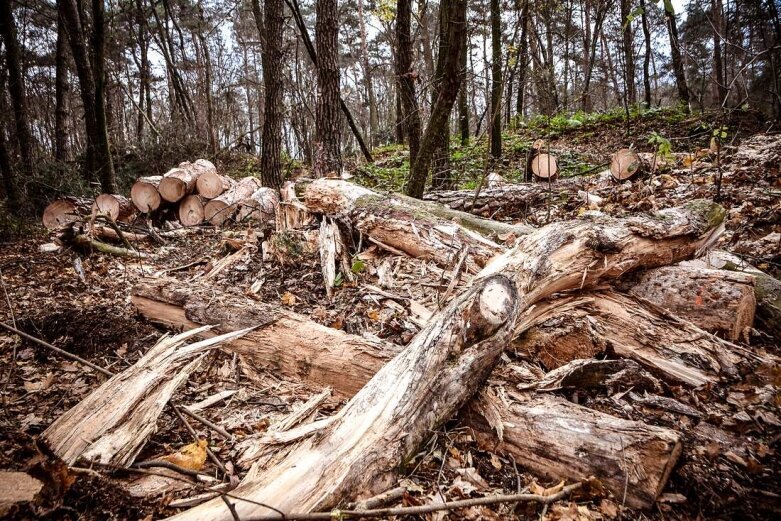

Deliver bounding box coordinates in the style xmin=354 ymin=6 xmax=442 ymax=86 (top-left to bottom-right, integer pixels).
xmin=490 ymin=0 xmax=502 ymax=158
xmin=395 ymin=0 xmax=421 ymax=165
xmin=0 ymin=62 xmax=20 ymax=212
xmin=458 ymin=24 xmax=469 ymax=145
xmin=252 ymin=0 xmax=284 ymax=188
xmin=620 ymin=0 xmax=637 ymax=105
xmin=407 ymin=0 xmax=467 ymax=198
xmin=711 ymin=0 xmax=727 ymax=105
xmin=581 ymin=1 xmax=609 ymax=112
xmin=640 ymin=0 xmax=652 ymax=108
xmin=357 ymin=0 xmax=379 ymax=148
xmin=55 ymin=11 xmax=70 ymax=162
xmin=90 ymin=0 xmax=117 ymax=193
xmin=515 ymin=0 xmax=529 ymax=116
xmin=196 ymin=2 xmax=217 ymax=156
xmin=0 ymin=0 xmax=34 ymax=175
xmin=663 ymin=0 xmax=690 ymax=111
xmin=312 ymin=0 xmax=342 ymax=177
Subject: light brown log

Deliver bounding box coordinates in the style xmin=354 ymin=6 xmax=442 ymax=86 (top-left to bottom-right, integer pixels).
xmin=195 ymin=160 xmax=232 ymax=199
xmin=466 ymin=390 xmax=681 ymax=510
xmin=530 ymin=152 xmax=559 ymax=180
xmin=624 ymin=265 xmax=756 ymax=341
xmin=423 ymin=182 xmax=582 ymax=219
xmin=178 ymin=195 xmax=205 ymax=227
xmin=204 ymin=176 xmax=263 ymax=226
xmin=93 ymin=194 xmax=135 ymax=222
xmin=513 ymin=291 xmax=749 ymax=387
xmin=236 ymin=187 xmax=279 ymax=224
xmin=610 ymin=148 xmax=643 ymax=181
xmin=130 ymin=176 xmax=163 ymax=213
xmin=42 ymin=197 xmax=92 ymax=229
xmin=132 ymin=279 xmax=696 ymax=510
xmin=159 ymin=166 xmax=200 ymax=203
xmin=42 ymin=327 xmax=252 ymax=466
xmin=304 ymin=179 xmax=506 ymax=273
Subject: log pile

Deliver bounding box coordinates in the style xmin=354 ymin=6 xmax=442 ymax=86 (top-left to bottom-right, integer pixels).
xmin=42 ymin=159 xmax=279 ymax=232
xmin=35 ymin=177 xmax=780 ymax=519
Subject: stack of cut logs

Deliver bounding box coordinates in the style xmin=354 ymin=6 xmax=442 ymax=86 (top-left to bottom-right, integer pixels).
xmin=41 ymin=159 xmax=279 ymax=230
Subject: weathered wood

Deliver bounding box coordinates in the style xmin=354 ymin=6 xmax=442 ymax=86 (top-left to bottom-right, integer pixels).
xmin=304 ymin=178 xmax=506 ymax=273
xmin=623 ymin=265 xmax=756 ymax=341
xmin=513 ymin=291 xmax=748 ymax=387
xmin=235 ymin=187 xmax=279 ymax=224
xmin=130 ymin=176 xmax=163 ymax=213
xmin=132 ymin=280 xmax=689 ymax=509
xmin=610 ymin=148 xmax=643 ymax=181
xmin=169 ymin=275 xmax=519 ymax=520
xmin=42 ymin=197 xmax=92 ymax=229
xmin=423 ymin=182 xmax=581 ymax=219
xmin=178 ymin=195 xmax=205 ymax=227
xmin=204 ymin=176 xmax=263 ymax=226
xmin=42 ymin=326 xmax=252 ymax=466
xmin=93 ymin=194 xmax=135 ymax=222
xmin=466 ymin=390 xmax=681 ymax=510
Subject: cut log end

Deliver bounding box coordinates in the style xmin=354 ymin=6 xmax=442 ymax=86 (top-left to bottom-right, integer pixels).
xmin=196 ymin=172 xmax=232 ymax=199
xmin=131 ymin=177 xmax=162 ymax=213
xmin=42 ymin=199 xmax=81 ymax=230
xmin=179 ymin=195 xmax=205 ymax=227
xmin=610 ymin=148 xmax=643 ymax=181
xmin=93 ymin=194 xmax=135 ymax=222
xmin=531 ymin=153 xmax=559 ymax=180
xmin=204 ymin=200 xmax=233 ymax=226
xmin=159 ymin=171 xmax=190 ymax=203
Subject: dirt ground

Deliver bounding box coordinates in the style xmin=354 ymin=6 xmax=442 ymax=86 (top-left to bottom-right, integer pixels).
xmin=1 ymin=130 xmax=779 ymax=520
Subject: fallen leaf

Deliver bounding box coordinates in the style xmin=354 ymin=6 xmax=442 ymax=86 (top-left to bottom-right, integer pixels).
xmin=160 ymin=439 xmax=208 ymax=471
xmin=281 ymin=292 xmax=297 ymax=306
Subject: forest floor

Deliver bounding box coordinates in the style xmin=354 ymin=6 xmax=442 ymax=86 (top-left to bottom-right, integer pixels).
xmin=0 ymin=109 xmax=779 ymax=520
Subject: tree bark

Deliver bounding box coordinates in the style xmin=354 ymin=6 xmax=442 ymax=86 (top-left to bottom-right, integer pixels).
xmin=515 ymin=0 xmax=530 ymax=117
xmin=639 ymin=0 xmax=652 ymax=108
xmin=663 ymin=0 xmax=690 ymax=112
xmin=55 ymin=10 xmax=70 ymax=162
xmin=357 ymin=0 xmax=378 ymax=148
xmin=620 ymin=0 xmax=637 ymax=105
xmin=395 ymin=0 xmax=421 ymax=166
xmin=313 ymin=0 xmax=342 ymax=177
xmin=0 ymin=0 xmax=34 ymax=175
xmin=490 ymin=0 xmax=502 ymax=158
xmin=252 ymin=0 xmax=284 ymax=188
xmin=458 ymin=22 xmax=470 ymax=145
xmin=406 ymin=0 xmax=467 ymax=198
xmin=0 ymin=57 xmax=20 ymax=212
xmin=711 ymin=0 xmax=727 ymax=105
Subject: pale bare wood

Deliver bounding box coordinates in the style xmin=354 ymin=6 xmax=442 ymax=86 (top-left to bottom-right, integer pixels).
xmin=204 ymin=177 xmax=263 ymax=226
xmin=235 ymin=187 xmax=279 ymax=224
xmin=304 ymin=178 xmax=505 ymax=274
xmin=197 ymin=173 xmax=234 ymax=199
xmin=179 ymin=195 xmax=206 ymax=227
xmin=624 ymin=265 xmax=756 ymax=341
xmin=131 ymin=176 xmax=163 ymax=213
xmin=93 ymin=194 xmax=135 ymax=222
xmin=41 ymin=326 xmax=253 ymax=466
xmin=530 ymin=152 xmax=559 ymax=180
xmin=159 ymin=160 xmax=216 ymax=203
xmin=165 ymin=202 xmax=724 ymax=519
xmin=610 ymin=148 xmax=643 ymax=181
xmin=42 ymin=197 xmax=92 ymax=229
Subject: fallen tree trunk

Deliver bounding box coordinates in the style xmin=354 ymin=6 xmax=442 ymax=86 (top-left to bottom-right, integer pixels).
xmin=622 ymin=265 xmax=756 ymax=341
xmin=610 ymin=148 xmax=644 ymax=181
xmin=196 ymin=171 xmax=234 ymax=199
xmin=235 ymin=187 xmax=279 ymax=224
xmin=150 ymin=202 xmax=724 ymax=518
xmin=178 ymin=195 xmax=205 ymax=227
xmin=423 ymin=182 xmax=582 ymax=219
xmin=131 ymin=280 xmax=711 ymax=509
xmin=159 ymin=160 xmax=216 ymax=203
xmin=204 ymin=176 xmax=263 ymax=226
xmin=304 ymin=179 xmax=508 ymax=273
xmin=93 ymin=194 xmax=135 ymax=223
xmin=42 ymin=326 xmax=251 ymax=466
xmin=130 ymin=176 xmax=163 ymax=213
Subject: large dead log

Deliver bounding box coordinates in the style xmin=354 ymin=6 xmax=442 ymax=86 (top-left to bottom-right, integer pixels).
xmin=622 ymin=265 xmax=756 ymax=341
xmin=93 ymin=194 xmax=135 ymax=223
xmin=196 ymin=172 xmax=234 ymax=199
xmin=159 ymin=160 xmax=215 ymax=203
xmin=151 ymin=202 xmax=723 ymax=518
xmin=130 ymin=176 xmax=163 ymax=213
xmin=235 ymin=187 xmax=279 ymax=224
xmin=132 ymin=279 xmax=692 ymax=510
xmin=514 ymin=291 xmax=750 ymax=387
xmin=204 ymin=176 xmax=263 ymax=226
xmin=423 ymin=182 xmax=582 ymax=219
xmin=304 ymin=179 xmax=508 ymax=273
xmin=466 ymin=390 xmax=681 ymax=509
xmin=178 ymin=195 xmax=205 ymax=227
xmin=610 ymin=148 xmax=644 ymax=181
xmin=42 ymin=327 xmax=251 ymax=466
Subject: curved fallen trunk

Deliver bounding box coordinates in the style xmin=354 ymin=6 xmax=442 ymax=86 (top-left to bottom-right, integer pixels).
xmin=304 ymin=179 xmax=508 ymax=274
xmin=159 ymin=201 xmax=725 ymax=519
